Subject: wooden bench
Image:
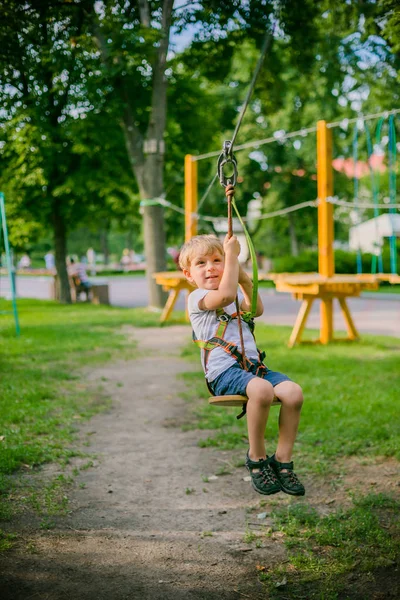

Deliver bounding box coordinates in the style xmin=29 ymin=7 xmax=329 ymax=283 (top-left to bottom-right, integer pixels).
xmin=53 ymin=275 xmax=110 ymax=304
xmin=90 ymin=283 xmax=110 ymax=305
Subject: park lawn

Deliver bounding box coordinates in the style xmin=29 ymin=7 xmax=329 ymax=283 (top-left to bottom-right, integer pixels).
xmin=0 ymin=298 xmax=185 ymax=536
xmin=180 ymin=324 xmax=400 ymax=598
xmin=180 ymin=324 xmax=400 ymax=462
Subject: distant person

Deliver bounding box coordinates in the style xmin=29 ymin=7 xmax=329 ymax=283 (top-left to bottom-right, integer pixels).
xmin=68 ymin=257 xmax=92 ymax=301
xmin=86 ymin=247 xmax=96 ymax=275
xmin=120 ymin=248 xmax=132 ymax=271
xmin=44 ymin=251 xmax=55 ymax=270
xmin=167 ymin=247 xmax=181 ymax=270
xmin=18 ymin=254 xmax=31 ymax=269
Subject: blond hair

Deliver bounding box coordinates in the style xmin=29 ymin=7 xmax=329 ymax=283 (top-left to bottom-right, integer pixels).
xmin=179 ymin=235 xmax=224 ymax=270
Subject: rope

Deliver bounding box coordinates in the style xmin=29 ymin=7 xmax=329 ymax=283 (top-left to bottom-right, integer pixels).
xmin=231 ymin=197 xmax=258 ymax=314
xmin=374 ymin=117 xmax=385 ymax=272
xmin=225 ymin=184 xmax=247 ymax=371
xmin=327 ymin=108 xmax=400 ymax=130
xmin=142 ymin=194 xmax=398 ymax=221
xmin=364 ymin=120 xmax=383 ymax=274
xmin=327 ymin=196 xmax=400 ymax=210
xmin=388 ymin=114 xmax=397 ymax=274
xmin=352 ymin=122 xmax=363 ymax=274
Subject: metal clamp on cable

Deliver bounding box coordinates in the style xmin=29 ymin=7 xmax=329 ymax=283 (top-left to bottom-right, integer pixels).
xmin=217 ymin=140 xmax=238 ymax=188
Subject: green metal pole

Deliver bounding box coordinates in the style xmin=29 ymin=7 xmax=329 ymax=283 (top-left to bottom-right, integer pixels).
xmin=0 ymin=192 xmax=20 ymax=335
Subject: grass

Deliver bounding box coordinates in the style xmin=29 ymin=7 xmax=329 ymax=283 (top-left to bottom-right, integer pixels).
xmin=365 ymin=284 xmax=400 ymax=294
xmin=258 ymin=493 xmax=400 ymax=598
xmin=0 ymin=299 xmax=185 ymax=475
xmin=0 ymin=298 xmax=185 ymax=541
xmin=1 ymin=298 xmax=399 ymax=594
xmin=180 ymin=324 xmax=400 ymax=463
xmin=180 ymin=323 xmax=400 ymax=598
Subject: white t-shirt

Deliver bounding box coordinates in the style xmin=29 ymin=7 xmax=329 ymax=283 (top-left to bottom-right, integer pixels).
xmin=188 ymin=288 xmax=259 ymax=382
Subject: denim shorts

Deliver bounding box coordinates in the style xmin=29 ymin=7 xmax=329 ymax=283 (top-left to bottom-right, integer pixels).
xmin=209 ymin=359 xmax=292 ymax=397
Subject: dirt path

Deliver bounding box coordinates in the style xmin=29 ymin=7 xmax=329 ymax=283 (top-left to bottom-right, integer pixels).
xmin=0 ymin=326 xmax=290 ymax=599
xmin=1 ymin=326 xmax=399 ymax=600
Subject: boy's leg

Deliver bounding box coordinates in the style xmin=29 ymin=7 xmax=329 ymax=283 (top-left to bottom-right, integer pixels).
xmin=245 ymin=377 xmax=281 ymax=495
xmin=270 ymin=380 xmax=305 ymax=495
xmin=273 ymin=381 xmax=303 ymax=463
xmin=245 ymin=376 xmax=275 ymax=460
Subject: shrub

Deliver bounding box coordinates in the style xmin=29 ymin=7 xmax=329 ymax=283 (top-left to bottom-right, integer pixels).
xmin=272 ymin=247 xmax=400 ymax=274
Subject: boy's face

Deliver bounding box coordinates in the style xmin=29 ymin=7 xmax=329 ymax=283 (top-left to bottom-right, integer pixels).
xmin=183 ymin=249 xmax=225 ymax=290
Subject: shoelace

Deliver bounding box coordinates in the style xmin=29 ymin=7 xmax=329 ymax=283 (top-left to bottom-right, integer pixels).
xmin=257 ymin=465 xmax=278 ymax=485
xmin=281 ymin=469 xmax=301 ymax=485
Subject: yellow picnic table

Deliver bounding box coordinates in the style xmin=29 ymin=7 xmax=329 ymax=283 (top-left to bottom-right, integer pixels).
xmin=153 ymin=271 xmax=193 ymax=323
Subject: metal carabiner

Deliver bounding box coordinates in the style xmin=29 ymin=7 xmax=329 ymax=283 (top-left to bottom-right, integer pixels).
xmin=217 ymin=140 xmax=238 ymax=188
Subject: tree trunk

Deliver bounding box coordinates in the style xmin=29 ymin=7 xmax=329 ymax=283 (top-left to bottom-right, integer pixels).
xmin=142 ymin=153 xmax=167 ymax=307
xmin=287 ymin=212 xmax=299 ymax=257
xmin=53 ymin=200 xmax=71 ymax=303
xmin=120 ymin=0 xmax=173 ymax=308
xmin=100 ymin=227 xmax=109 ymax=265
xmin=126 ymin=226 xmax=134 ymax=251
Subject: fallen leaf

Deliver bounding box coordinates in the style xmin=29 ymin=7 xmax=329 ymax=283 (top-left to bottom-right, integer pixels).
xmin=275 ymin=576 xmax=287 ymax=587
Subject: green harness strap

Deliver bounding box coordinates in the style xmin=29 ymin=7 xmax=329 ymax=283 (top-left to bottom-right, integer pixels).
xmin=231 ymin=196 xmax=259 ymax=318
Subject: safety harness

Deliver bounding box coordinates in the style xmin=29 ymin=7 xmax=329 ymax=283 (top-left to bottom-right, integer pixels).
xmin=193 ymin=307 xmax=267 ymax=419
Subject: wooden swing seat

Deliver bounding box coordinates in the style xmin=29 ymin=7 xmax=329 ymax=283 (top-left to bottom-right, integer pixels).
xmin=209 ymin=395 xmax=281 ymax=407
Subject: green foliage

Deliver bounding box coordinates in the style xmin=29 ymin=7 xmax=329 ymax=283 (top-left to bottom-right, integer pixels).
xmin=272 ymin=251 xmax=318 ymax=273
xmin=1 ymin=0 xmax=399 ymax=262
xmin=271 ymin=247 xmax=400 ymax=273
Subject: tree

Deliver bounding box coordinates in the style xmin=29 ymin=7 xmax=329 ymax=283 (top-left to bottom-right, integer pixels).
xmin=0 ymin=0 xmax=135 ymax=301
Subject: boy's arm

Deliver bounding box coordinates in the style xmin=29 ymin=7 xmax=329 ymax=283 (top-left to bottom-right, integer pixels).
xmin=238 ymin=265 xmax=264 ymax=317
xmin=200 ymin=235 xmax=240 ymax=311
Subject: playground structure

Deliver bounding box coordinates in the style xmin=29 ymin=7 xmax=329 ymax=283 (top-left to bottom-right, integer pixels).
xmin=154 ymin=111 xmax=399 ymax=346
xmin=0 ymin=192 xmax=20 ymax=335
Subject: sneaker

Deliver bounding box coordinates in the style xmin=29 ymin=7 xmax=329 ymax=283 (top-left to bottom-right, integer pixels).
xmin=269 ymin=454 xmax=305 ymax=496
xmin=245 ymin=452 xmax=281 ymax=496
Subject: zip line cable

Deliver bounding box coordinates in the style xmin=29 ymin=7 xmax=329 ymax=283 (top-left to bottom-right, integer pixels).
xmin=229 ymin=24 xmax=277 ymax=152
xmin=194 ymin=19 xmax=278 ymax=212
xmin=193 ymin=109 xmax=400 ymax=162
xmin=194 ymin=126 xmax=316 ymax=161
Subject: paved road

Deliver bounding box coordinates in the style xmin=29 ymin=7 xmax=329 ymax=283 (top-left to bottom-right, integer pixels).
xmin=1 ymin=274 xmax=400 ymax=338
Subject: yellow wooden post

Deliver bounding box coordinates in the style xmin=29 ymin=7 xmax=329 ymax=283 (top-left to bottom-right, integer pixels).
xmin=185 ymin=154 xmax=198 ymax=241
xmin=317 ymin=120 xmax=334 ymax=276
xmin=317 ymin=120 xmax=334 ymax=344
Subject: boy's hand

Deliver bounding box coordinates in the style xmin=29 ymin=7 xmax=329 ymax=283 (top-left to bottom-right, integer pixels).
xmin=223 ymin=234 xmax=240 ymax=257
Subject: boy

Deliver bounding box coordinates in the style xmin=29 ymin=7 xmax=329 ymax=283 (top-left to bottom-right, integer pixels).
xmin=180 ymin=234 xmax=305 ymax=497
